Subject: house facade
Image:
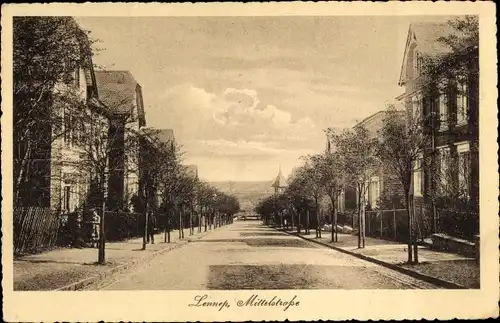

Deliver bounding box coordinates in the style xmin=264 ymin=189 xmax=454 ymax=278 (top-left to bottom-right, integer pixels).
xmin=95 ymin=71 xmax=146 ymax=211
xmin=15 ymin=54 xmax=108 ymax=215
xmin=355 ymin=110 xmax=406 ymax=210
xmin=396 ymin=22 xmax=479 ymax=236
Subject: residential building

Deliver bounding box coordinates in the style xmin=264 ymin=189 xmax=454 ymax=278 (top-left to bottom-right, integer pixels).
xmin=14 ymin=49 xmax=108 ymax=214
xmin=355 ymin=110 xmax=406 ymax=210
xmin=94 ymin=71 xmax=146 ymax=211
xmin=396 ymin=21 xmax=479 ymax=235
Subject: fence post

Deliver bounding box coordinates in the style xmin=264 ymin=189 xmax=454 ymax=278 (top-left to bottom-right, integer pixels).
xmin=393 ymin=208 xmax=397 ymax=240
xmin=380 ymin=211 xmax=383 ymax=238
xmin=420 ymin=205 xmax=424 ymax=242
xmin=367 ymin=212 xmax=371 ymax=237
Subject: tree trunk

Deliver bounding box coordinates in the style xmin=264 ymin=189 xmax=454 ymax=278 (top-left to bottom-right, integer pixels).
xmin=412 ymin=198 xmax=419 ymax=263
xmin=361 ymin=201 xmax=366 ymax=248
xmin=330 ymin=194 xmax=338 ymax=242
xmin=167 ymin=212 xmax=171 ymax=243
xmin=164 ymin=213 xmax=168 ymax=243
xmin=298 ymin=210 xmax=301 ymax=234
xmin=197 ymin=207 xmax=200 ymax=233
xmin=357 ymin=189 xmax=362 ymax=249
xmin=98 ymin=198 xmax=106 ymax=264
xmin=14 ymin=142 xmax=32 ymax=206
xmin=178 ymin=208 xmax=182 ymax=239
xmin=204 ymin=213 xmax=207 ymax=232
xmin=189 ymin=209 xmax=193 ymax=236
xmin=406 ymin=192 xmax=413 ymax=264
xmin=98 ymin=174 xmax=107 ymax=264
xmin=315 ymin=198 xmax=319 ymax=238
xmin=181 ymin=208 xmax=185 ymax=239
xmin=143 ymin=203 xmax=149 ymax=249
xmin=306 ymin=209 xmax=310 ymax=234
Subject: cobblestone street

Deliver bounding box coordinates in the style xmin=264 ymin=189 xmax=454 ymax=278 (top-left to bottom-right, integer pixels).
xmin=95 ymin=220 xmax=439 ymax=290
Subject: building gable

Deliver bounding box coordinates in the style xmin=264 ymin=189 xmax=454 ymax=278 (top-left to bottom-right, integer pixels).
xmin=95 ymin=70 xmax=146 ymax=126
xmin=398 ymin=22 xmax=457 ymax=86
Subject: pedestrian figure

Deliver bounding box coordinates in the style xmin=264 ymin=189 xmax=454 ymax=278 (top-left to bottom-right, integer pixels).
xmin=90 ymin=209 xmax=100 ymax=248
xmin=147 ymin=211 xmax=156 ymax=244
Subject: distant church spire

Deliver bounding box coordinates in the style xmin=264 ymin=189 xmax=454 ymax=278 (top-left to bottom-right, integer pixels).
xmin=271 ymin=163 xmax=287 ymax=194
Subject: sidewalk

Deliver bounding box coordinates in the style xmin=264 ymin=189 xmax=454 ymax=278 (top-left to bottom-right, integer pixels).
xmin=14 ymin=227 xmax=215 ymax=291
xmin=279 ymin=227 xmax=479 ymax=289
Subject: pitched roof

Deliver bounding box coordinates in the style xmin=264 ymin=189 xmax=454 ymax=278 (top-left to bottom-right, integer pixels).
xmin=271 ymin=170 xmax=287 ymax=189
xmin=398 ymin=22 xmax=458 ymax=86
xmin=94 ymin=70 xmax=146 ymax=125
xmin=411 ymin=22 xmax=457 ymax=55
xmin=354 ymin=110 xmax=406 ymax=139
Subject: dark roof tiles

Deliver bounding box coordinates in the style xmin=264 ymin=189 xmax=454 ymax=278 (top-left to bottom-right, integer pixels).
xmin=94 ymin=71 xmax=145 ymax=125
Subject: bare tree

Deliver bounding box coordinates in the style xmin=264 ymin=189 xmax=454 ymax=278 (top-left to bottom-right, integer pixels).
xmin=377 ymin=106 xmax=431 ymax=263
xmin=300 ymin=156 xmax=326 ymax=238
xmin=329 ymin=126 xmax=378 ymax=249
xmin=13 ymin=17 xmax=96 ymax=206
xmin=313 ymin=151 xmax=347 ymax=242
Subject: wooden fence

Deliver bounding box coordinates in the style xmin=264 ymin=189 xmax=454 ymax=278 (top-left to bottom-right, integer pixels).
xmin=14 ymin=206 xmax=61 ymax=255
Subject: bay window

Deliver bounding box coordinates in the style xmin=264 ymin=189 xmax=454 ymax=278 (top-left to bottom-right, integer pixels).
xmin=411 ymin=93 xmax=423 ymax=121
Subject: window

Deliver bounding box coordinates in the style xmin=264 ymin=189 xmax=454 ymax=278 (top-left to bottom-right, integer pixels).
xmin=63 ymin=109 xmax=72 ymax=147
xmin=412 ymin=156 xmax=423 ymax=197
xmin=438 ymin=93 xmax=448 ymax=130
xmin=413 ymin=49 xmax=422 ymax=77
xmin=71 ymin=115 xmax=80 ymax=147
xmin=456 ymin=142 xmax=471 ymax=199
xmin=412 ymin=94 xmax=423 ymax=121
xmin=369 ymin=177 xmax=380 ymax=208
xmin=62 ymin=175 xmax=80 ymax=213
xmin=62 ymin=185 xmax=71 ymax=212
xmin=437 ymin=146 xmax=451 ymax=192
xmin=456 ymin=79 xmax=468 ymax=125
xmin=74 ymin=67 xmax=80 ymax=88
xmin=337 ymin=190 xmax=345 ymax=213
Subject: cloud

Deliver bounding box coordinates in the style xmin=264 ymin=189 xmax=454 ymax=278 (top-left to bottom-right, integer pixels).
xmin=189 ymin=138 xmax=314 ymax=158
xmin=214 ymin=88 xmax=296 ymax=130
xmin=159 ymin=84 xmax=317 ymax=140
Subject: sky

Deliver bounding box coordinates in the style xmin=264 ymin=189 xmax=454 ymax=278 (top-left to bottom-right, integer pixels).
xmin=76 ymin=15 xmax=453 ymax=182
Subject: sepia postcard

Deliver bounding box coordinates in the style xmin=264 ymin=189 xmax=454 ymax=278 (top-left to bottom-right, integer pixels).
xmin=1 ymin=2 xmax=498 ymax=322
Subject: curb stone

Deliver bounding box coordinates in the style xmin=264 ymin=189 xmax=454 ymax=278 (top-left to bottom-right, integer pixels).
xmin=55 ymin=226 xmax=221 ymax=291
xmin=275 ymin=227 xmax=467 ymax=290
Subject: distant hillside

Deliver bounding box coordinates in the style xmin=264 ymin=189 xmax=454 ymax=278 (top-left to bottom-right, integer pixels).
xmin=208 ymin=181 xmax=275 ymax=212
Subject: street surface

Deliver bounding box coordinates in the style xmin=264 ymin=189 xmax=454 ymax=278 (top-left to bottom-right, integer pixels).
xmin=97 ymin=220 xmax=439 ymax=290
